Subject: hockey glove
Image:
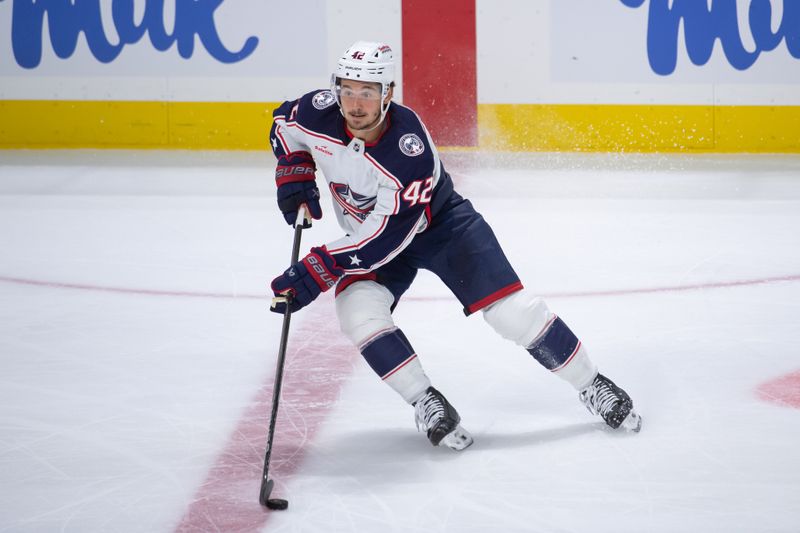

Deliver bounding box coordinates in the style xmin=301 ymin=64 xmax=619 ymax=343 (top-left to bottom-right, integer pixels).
xmin=270 ymin=246 xmax=343 ymax=313
xmin=275 ymin=151 xmax=323 ymax=227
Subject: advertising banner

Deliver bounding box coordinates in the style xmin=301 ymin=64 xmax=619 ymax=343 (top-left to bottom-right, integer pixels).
xmin=0 ymin=0 xmax=328 ymax=100
xmin=551 ymin=0 xmax=800 ymax=84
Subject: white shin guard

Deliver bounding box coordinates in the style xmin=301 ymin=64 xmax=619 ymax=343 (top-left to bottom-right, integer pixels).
xmin=482 ymin=289 xmax=553 ymax=347
xmin=336 ymin=280 xmax=396 ymax=347
xmin=336 ymin=280 xmax=431 ymax=403
xmin=482 ymin=289 xmax=598 ymax=390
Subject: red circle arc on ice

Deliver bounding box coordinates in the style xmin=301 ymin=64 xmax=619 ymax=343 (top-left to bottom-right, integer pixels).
xmin=756 ymin=370 xmax=800 ymax=410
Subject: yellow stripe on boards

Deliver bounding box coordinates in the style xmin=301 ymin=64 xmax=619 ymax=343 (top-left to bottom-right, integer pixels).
xmin=1 ymin=100 xmax=165 ymax=148
xmin=714 ymin=106 xmax=800 ymax=152
xmin=0 ymin=100 xmax=280 ymax=150
xmin=479 ymin=104 xmax=715 ymax=152
xmin=478 ymin=104 xmax=800 ymax=153
xmin=1 ymin=100 xmax=798 ymax=152
xmin=168 ymin=102 xmax=276 ymax=150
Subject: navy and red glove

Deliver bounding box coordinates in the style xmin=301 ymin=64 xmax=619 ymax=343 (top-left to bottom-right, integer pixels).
xmin=271 ymin=246 xmax=343 ymax=313
xmin=275 ymin=151 xmax=323 ymax=227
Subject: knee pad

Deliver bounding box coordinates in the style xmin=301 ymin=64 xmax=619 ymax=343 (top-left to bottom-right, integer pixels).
xmin=335 ymin=280 xmax=396 ymax=347
xmin=482 ymin=289 xmax=554 ymax=347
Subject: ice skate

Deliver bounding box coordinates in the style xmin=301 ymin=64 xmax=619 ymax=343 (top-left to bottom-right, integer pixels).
xmin=579 ymin=373 xmax=642 ymax=432
xmin=413 ymin=387 xmax=474 ymax=450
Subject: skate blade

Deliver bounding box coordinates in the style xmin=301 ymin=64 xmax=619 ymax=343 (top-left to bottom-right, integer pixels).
xmin=441 ymin=425 xmax=474 ymax=451
xmin=621 ymin=410 xmax=642 ymax=433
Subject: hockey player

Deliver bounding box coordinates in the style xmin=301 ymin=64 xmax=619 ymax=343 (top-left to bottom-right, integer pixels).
xmin=268 ymin=41 xmax=641 ymax=451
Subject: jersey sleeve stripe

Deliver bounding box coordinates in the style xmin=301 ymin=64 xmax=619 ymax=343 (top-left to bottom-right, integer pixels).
xmin=365 ymin=153 xmax=403 ymax=189
xmin=339 ymin=211 xmax=425 ymax=274
xmin=392 ymin=189 xmax=401 ymax=215
xmin=289 ymin=122 xmax=346 ymax=146
xmin=327 ymin=215 xmax=389 ymax=254
xmin=273 ymin=122 xmax=291 ymax=153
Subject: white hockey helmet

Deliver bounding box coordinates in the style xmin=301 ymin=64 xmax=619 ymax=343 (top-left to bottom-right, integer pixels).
xmin=331 ymin=41 xmax=395 ymax=124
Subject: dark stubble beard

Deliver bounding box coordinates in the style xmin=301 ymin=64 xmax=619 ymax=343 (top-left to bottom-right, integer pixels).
xmin=347 ymin=111 xmax=381 ymax=134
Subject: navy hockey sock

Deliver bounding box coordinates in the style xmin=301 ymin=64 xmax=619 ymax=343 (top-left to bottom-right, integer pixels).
xmin=361 ymin=328 xmax=430 ymax=403
xmin=527 ymin=316 xmax=582 ymax=371
xmin=361 ymin=328 xmax=416 ymax=378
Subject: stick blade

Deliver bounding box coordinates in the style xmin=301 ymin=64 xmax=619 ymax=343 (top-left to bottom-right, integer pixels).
xmin=259 ymin=478 xmax=274 ymax=507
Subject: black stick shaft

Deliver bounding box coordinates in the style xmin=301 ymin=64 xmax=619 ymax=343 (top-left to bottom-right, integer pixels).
xmin=259 ymin=214 xmax=306 ymax=505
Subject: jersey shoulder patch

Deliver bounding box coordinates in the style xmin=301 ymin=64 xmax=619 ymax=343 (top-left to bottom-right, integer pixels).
xmin=367 ymin=104 xmax=436 ymax=187
xmin=284 ymin=90 xmax=345 ymax=143
xmin=398 ymin=133 xmax=426 ymax=157
xmin=310 ymin=90 xmax=337 ymax=110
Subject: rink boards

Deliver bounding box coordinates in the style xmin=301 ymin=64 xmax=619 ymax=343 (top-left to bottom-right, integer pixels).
xmin=1 ymin=0 xmax=799 ymax=151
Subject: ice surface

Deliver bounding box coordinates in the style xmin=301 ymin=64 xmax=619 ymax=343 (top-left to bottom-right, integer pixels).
xmin=1 ymin=150 xmax=799 ymax=532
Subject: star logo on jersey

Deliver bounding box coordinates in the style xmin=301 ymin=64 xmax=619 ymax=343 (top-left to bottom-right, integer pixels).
xmin=312 ymin=91 xmax=337 ymax=110
xmin=271 ymin=137 xmax=277 ymax=150
xmin=399 ymin=134 xmax=425 ymax=157
xmin=349 ymin=254 xmax=362 ymax=266
xmin=330 ymin=182 xmax=376 ymax=222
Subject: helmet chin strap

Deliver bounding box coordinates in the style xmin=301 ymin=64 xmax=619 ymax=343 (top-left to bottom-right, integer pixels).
xmin=360 ymin=102 xmax=391 ymax=133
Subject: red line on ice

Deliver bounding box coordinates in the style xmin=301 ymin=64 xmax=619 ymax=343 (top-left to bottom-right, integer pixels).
xmin=406 ymin=274 xmax=800 ymax=301
xmin=1 ymin=273 xmax=798 ymax=301
xmin=0 ymin=275 xmax=264 ymax=300
xmin=174 ymin=301 xmax=358 ymax=532
xmin=541 ymin=274 xmax=800 ymax=299
xmin=756 ymin=370 xmax=800 ymax=409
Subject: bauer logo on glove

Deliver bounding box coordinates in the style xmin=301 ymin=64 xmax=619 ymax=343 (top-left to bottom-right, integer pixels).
xmin=270 ymin=247 xmax=343 ymax=313
xmin=305 ymin=255 xmax=337 ymax=289
xmin=275 ymin=164 xmax=316 ymax=179
xmin=273 ymin=151 xmax=323 ymax=226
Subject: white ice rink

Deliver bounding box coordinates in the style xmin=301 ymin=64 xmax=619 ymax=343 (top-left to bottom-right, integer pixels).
xmin=1 ymin=150 xmax=799 ymax=533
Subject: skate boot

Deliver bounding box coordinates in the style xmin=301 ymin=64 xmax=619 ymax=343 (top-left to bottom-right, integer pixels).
xmin=579 ymin=373 xmax=642 ymax=432
xmin=413 ymin=387 xmax=474 ymax=451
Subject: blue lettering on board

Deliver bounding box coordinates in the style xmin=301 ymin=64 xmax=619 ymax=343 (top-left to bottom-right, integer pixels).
xmin=620 ymin=0 xmax=799 ymax=75
xmin=5 ymin=0 xmax=259 ymax=69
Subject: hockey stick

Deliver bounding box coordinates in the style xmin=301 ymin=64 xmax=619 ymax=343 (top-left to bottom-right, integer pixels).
xmin=259 ymin=206 xmax=309 ymax=511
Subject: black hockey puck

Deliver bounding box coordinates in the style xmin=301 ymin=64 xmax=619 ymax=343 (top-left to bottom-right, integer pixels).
xmin=266 ymin=498 xmax=289 ymax=511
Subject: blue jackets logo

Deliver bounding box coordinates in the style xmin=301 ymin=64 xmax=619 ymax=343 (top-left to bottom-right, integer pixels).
xmin=399 ymin=134 xmax=425 ymax=157
xmin=330 ymin=182 xmax=376 ymax=222
xmin=5 ymin=0 xmax=259 ymax=69
xmin=621 ymin=0 xmax=800 ymax=75
xmin=312 ymin=91 xmax=337 ymax=110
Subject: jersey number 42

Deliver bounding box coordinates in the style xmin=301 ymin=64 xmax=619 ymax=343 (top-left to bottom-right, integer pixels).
xmin=402 ymin=177 xmax=433 ymax=207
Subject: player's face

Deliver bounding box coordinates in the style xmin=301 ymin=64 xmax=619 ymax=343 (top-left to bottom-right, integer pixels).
xmin=339 ymin=80 xmax=390 ymax=132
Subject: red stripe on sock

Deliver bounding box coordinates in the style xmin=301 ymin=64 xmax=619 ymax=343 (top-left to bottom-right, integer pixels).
xmin=382 ymin=354 xmax=418 ymax=380
xmin=359 ymin=326 xmax=397 ymax=350
xmin=174 ymin=301 xmax=358 ymax=531
xmin=552 ymin=341 xmax=582 ymax=373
